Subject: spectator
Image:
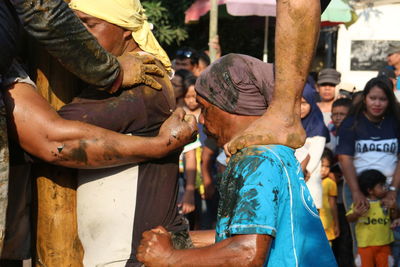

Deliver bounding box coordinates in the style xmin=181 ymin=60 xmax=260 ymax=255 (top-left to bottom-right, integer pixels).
xmin=351 ymin=91 xmax=363 ymax=106
xmin=387 ymin=44 xmax=400 ymax=90
xmin=320 ymin=148 xmax=340 ymax=245
xmin=296 ymin=83 xmax=330 ymax=210
xmin=378 ymin=67 xmax=400 ymax=102
xmin=172 ymin=69 xmax=193 ymax=107
xmin=346 ymin=170 xmax=396 ymax=267
xmin=378 ymin=67 xmax=397 ymax=91
xmin=337 ymin=77 xmax=400 ymax=212
xmin=316 ymin=68 xmax=341 ymax=126
xmin=197 ymin=51 xmax=211 ymax=77
xmin=178 ymin=74 xmax=201 ymax=217
xmin=326 ymin=98 xmax=352 ymax=153
xmin=327 ymin=98 xmax=354 ymax=266
xmin=336 ymin=82 xmax=357 ymax=100
xmin=174 ymin=47 xmax=200 ymax=74
xmin=391 ymin=217 xmax=400 ymax=267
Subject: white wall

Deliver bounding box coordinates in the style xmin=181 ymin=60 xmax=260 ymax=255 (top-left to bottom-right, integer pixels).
xmin=336 ymin=4 xmax=400 ymax=91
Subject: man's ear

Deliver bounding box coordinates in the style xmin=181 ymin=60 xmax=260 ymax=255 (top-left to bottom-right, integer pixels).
xmin=123 ymin=30 xmax=132 ymax=40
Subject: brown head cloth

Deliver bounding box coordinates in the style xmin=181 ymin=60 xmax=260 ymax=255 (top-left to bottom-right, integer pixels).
xmin=195 ymin=53 xmax=274 ymax=116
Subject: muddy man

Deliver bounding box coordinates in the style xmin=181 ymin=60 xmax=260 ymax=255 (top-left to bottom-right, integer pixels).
xmin=137 ymin=54 xmax=337 ymax=267
xmin=0 ymin=0 xmax=196 ymax=256
xmin=137 ymin=0 xmax=336 ymax=266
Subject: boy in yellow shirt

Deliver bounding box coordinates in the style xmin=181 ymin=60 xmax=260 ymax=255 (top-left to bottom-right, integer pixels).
xmin=320 ymin=148 xmax=340 ymax=243
xmin=346 ymin=170 xmax=396 ymax=267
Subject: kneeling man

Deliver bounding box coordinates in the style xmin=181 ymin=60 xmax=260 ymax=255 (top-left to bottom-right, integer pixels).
xmin=137 ymin=54 xmax=337 ymax=267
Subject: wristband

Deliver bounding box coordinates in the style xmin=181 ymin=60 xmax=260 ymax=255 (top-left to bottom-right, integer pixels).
xmin=389 ymin=186 xmax=397 ymax=192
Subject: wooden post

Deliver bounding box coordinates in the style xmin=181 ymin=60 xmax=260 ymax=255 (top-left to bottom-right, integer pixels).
xmin=263 ymin=16 xmax=269 ymax=63
xmin=209 ymin=0 xmax=219 ymax=63
xmin=0 ymin=98 xmax=9 ymax=255
xmin=29 ymin=39 xmax=83 ymax=266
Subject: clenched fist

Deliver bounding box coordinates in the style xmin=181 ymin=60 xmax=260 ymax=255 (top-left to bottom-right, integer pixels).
xmin=137 ymin=226 xmax=175 ymax=267
xmin=158 ymin=108 xmax=198 ymax=153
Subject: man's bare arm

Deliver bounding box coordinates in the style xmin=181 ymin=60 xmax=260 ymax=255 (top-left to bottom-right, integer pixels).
xmin=189 ymin=230 xmax=216 ymax=248
xmin=4 ymin=82 xmax=197 ymax=168
xmin=338 ymin=154 xmax=369 ymax=210
xmin=137 ymin=226 xmax=271 ymax=267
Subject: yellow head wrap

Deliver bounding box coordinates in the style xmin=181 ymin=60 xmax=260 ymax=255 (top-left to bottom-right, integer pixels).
xmin=69 ymin=0 xmax=172 ymax=72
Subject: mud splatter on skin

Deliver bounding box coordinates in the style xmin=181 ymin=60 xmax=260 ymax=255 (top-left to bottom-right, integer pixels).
xmin=102 ymin=141 xmax=125 ymax=162
xmin=67 ymin=141 xmax=89 ymax=165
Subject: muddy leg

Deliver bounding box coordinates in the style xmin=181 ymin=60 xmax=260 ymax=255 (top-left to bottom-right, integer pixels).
xmin=227 ymin=0 xmax=320 ymax=154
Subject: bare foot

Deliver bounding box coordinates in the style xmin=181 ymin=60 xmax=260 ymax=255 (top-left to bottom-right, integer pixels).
xmin=226 ymin=111 xmax=306 ymax=155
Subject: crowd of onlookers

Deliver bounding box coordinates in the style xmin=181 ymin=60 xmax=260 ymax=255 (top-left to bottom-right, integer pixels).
xmin=175 ymin=44 xmax=400 ymax=267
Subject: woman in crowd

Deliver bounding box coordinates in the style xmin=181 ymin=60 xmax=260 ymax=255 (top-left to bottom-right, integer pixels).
xmin=336 ymin=77 xmax=400 ymax=212
xmin=296 ymin=83 xmax=330 ymax=210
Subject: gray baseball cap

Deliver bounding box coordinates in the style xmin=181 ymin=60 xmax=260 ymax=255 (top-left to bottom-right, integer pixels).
xmin=317 ymin=68 xmax=341 ymax=85
xmin=387 ymin=43 xmax=400 ymax=56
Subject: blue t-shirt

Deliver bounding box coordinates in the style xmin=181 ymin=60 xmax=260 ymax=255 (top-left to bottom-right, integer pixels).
xmin=336 ymin=114 xmax=400 ymax=178
xmin=215 ymin=145 xmax=337 ymax=267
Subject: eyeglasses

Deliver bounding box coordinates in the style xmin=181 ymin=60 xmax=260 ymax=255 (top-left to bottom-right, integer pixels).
xmin=176 ymin=50 xmax=193 ymax=58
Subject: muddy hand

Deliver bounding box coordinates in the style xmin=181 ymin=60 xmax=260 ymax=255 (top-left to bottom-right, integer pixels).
xmin=116 ymin=53 xmax=164 ymax=92
xmin=159 ymin=108 xmax=198 ymax=151
xmin=137 ymin=226 xmax=174 ymax=267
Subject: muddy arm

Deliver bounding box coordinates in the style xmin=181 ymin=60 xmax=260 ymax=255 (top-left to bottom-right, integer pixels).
xmin=4 ymin=82 xmax=196 ymax=168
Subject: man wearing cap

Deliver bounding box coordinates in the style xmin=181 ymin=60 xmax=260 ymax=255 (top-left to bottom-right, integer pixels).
xmin=386 ymin=44 xmax=400 ymax=91
xmin=55 ymin=0 xmax=196 ymax=265
xmin=137 ymin=54 xmax=337 ymax=267
xmin=316 ymin=68 xmax=341 ymax=126
xmin=378 ymin=66 xmax=400 ymax=101
xmin=387 ymin=44 xmax=400 ymax=76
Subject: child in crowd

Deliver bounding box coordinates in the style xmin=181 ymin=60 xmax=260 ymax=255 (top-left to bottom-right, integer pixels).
xmin=327 ymin=97 xmax=354 ymax=266
xmin=177 ymin=75 xmax=205 ymax=229
xmin=391 ymin=218 xmax=400 ymax=267
xmin=320 ymin=148 xmax=340 ymax=244
xmin=346 ymin=170 xmax=396 ymax=267
xmin=176 ymin=74 xmax=199 ymax=215
xmin=326 ymin=98 xmax=352 ymax=153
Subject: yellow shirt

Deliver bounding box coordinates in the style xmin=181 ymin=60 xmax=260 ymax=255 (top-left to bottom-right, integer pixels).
xmin=346 ymin=200 xmax=394 ymax=247
xmin=320 ymin=177 xmax=337 ymax=241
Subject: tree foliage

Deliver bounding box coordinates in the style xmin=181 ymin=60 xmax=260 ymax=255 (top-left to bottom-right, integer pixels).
xmin=142 ymin=0 xmax=194 ymax=46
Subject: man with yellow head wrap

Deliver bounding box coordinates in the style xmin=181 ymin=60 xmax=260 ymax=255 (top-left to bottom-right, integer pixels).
xmin=69 ymin=0 xmax=172 ymax=74
xmin=56 ymin=1 xmax=195 ymax=266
